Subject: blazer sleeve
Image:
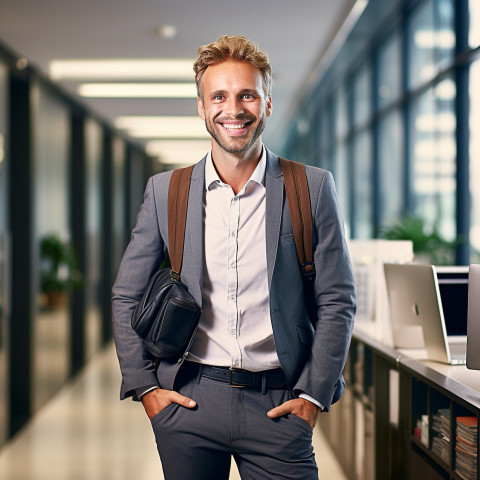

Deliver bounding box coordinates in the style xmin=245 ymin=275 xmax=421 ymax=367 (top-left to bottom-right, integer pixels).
xmin=293 ymin=169 xmax=357 ymax=410
xmin=112 ymin=174 xmax=169 ymax=400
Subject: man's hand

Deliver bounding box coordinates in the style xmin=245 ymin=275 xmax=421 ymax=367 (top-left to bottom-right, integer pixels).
xmin=267 ymin=398 xmax=320 ymax=429
xmin=141 ymin=388 xmax=196 ymax=420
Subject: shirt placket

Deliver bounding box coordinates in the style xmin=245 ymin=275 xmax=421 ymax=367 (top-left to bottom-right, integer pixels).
xmin=227 ymin=195 xmax=242 ymax=368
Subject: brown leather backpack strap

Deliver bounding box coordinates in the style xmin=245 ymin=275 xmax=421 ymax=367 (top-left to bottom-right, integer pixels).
xmin=279 ymin=157 xmax=314 ymax=276
xmin=167 ymin=164 xmax=195 ymax=277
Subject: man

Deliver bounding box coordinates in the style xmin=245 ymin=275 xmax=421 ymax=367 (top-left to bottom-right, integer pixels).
xmin=112 ymin=35 xmax=356 ymax=480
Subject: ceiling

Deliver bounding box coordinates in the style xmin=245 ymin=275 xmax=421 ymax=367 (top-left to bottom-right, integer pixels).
xmin=0 ymin=0 xmax=357 ymax=164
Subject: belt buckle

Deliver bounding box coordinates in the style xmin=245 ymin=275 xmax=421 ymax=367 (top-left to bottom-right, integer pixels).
xmin=229 ymin=368 xmax=245 ymax=388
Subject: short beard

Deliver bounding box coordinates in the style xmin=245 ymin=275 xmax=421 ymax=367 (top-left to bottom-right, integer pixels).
xmin=204 ymin=113 xmax=266 ymax=155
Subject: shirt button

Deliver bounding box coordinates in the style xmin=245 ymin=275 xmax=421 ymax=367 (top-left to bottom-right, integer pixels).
xmin=234 ymin=361 xmax=239 ymax=367
xmin=230 ymin=329 xmax=236 ymax=335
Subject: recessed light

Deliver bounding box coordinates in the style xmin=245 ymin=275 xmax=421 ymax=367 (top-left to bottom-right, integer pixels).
xmin=77 ymin=83 xmax=197 ymax=98
xmin=157 ymin=25 xmax=177 ymax=39
xmin=115 ymin=116 xmax=208 ymax=138
xmin=49 ymin=59 xmax=195 ymax=80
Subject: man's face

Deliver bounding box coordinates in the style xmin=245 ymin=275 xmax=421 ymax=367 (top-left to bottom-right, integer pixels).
xmin=197 ymin=60 xmax=272 ymax=156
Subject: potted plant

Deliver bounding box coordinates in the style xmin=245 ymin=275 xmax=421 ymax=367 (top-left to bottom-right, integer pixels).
xmin=39 ymin=233 xmax=82 ymax=308
xmin=380 ymin=215 xmax=457 ymax=265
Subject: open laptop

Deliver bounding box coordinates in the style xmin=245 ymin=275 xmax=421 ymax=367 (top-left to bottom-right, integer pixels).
xmin=383 ymin=263 xmax=468 ymax=365
xmin=466 ymin=265 xmax=480 ymax=369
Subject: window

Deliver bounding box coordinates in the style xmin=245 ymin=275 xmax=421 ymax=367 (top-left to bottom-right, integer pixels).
xmin=353 ymin=65 xmax=372 ymax=127
xmin=377 ymin=31 xmax=402 ymax=109
xmin=409 ymin=78 xmax=456 ymax=241
xmin=31 ymin=81 xmax=71 ymax=411
xmin=407 ymin=0 xmax=455 ymax=89
xmin=378 ymin=110 xmax=404 ymax=228
xmin=353 ymin=131 xmax=373 ymax=238
xmin=470 ymin=0 xmax=480 ymax=47
xmin=333 ymin=143 xmax=350 ymax=237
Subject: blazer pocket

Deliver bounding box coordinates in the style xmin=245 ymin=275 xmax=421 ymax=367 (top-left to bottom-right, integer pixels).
xmin=279 ymin=233 xmax=295 ymax=245
xmin=296 ymin=326 xmax=314 ymax=346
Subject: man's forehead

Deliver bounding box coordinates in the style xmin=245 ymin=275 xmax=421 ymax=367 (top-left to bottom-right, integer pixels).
xmin=202 ymin=60 xmax=263 ymax=88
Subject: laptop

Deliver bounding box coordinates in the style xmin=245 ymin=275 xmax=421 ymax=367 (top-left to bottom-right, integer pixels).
xmin=383 ymin=263 xmax=468 ymax=365
xmin=467 ymin=265 xmax=480 ymax=369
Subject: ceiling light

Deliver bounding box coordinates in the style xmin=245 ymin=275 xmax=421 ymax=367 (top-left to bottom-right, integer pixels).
xmin=78 ymin=83 xmax=197 ymax=98
xmin=49 ymin=59 xmax=195 ymax=81
xmin=146 ymin=140 xmax=211 ymax=164
xmin=115 ymin=116 xmax=208 ymax=138
xmin=157 ymin=25 xmax=177 ymax=39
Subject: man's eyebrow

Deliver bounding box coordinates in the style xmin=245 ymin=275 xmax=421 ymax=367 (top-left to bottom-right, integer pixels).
xmin=210 ymin=89 xmax=227 ymax=97
xmin=240 ymin=89 xmax=261 ymax=96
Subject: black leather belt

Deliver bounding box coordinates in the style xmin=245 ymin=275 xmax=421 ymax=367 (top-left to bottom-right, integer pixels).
xmin=200 ymin=365 xmax=287 ymax=390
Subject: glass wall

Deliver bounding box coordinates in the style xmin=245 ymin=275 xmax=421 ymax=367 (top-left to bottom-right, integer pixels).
xmin=409 ymin=78 xmax=456 ymax=241
xmin=31 ymin=82 xmax=71 ymax=411
xmin=0 ymin=59 xmax=9 ymax=445
xmin=407 ymin=0 xmax=455 ymax=89
xmin=378 ymin=110 xmax=403 ymax=227
xmin=85 ymin=118 xmax=103 ymax=359
xmin=280 ymin=0 xmax=477 ymax=263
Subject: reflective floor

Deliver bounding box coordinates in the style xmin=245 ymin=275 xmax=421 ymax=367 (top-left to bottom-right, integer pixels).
xmin=0 ymin=344 xmax=347 ymax=479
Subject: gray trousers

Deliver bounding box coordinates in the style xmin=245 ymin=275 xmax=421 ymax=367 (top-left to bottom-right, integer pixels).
xmin=150 ymin=362 xmax=318 ymax=480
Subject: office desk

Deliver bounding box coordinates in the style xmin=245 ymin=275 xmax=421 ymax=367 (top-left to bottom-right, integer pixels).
xmin=318 ymin=325 xmax=480 ymax=480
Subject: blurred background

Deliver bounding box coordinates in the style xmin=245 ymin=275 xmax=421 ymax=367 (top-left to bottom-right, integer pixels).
xmin=0 ymin=0 xmax=479 ymax=477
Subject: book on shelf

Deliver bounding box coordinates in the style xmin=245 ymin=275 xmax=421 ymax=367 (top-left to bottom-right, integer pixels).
xmin=455 ymin=416 xmax=478 ymax=480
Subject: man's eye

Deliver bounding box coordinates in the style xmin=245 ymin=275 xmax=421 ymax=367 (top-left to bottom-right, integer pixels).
xmin=213 ymin=95 xmax=224 ymax=101
xmin=242 ymin=94 xmax=254 ymax=100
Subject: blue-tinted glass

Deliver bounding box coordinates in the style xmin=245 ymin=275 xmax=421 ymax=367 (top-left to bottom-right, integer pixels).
xmin=85 ymin=118 xmax=103 ymax=359
xmin=409 ymin=79 xmax=456 ymax=242
xmin=378 ymin=31 xmax=402 ymax=108
xmin=353 ymin=130 xmax=373 ymax=238
xmin=353 ymin=65 xmax=372 ymax=126
xmin=378 ymin=110 xmax=404 ymax=227
xmin=407 ymin=0 xmax=455 ymax=89
xmin=32 ymin=82 xmax=71 ymax=411
xmin=335 ymin=88 xmax=348 ymax=140
xmin=333 ymin=143 xmax=350 ymax=237
xmin=470 ymin=0 xmax=480 ymax=47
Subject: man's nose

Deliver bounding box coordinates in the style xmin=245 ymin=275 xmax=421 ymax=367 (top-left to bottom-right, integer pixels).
xmin=224 ymin=97 xmax=244 ymax=117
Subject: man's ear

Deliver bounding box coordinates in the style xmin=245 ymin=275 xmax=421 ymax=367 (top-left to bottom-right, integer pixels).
xmin=197 ymin=97 xmax=205 ymax=120
xmin=266 ymin=97 xmax=272 ymax=117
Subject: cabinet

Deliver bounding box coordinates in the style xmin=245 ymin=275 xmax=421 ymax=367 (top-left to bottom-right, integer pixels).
xmin=318 ymin=328 xmax=480 ymax=480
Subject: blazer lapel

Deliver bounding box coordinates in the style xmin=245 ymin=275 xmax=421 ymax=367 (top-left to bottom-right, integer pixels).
xmin=265 ymin=149 xmax=284 ymax=290
xmin=186 ymin=157 xmax=206 ymax=304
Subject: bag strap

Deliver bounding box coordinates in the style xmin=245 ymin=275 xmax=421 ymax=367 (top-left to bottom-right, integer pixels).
xmin=167 ymin=164 xmax=195 ymax=280
xmin=279 ymin=157 xmax=316 ymax=287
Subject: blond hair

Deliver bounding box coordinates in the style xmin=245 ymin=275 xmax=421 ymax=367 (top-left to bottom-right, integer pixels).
xmin=193 ymin=35 xmax=272 ymax=99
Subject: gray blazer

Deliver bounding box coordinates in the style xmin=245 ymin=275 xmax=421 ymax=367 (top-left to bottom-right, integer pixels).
xmin=112 ymin=148 xmax=356 ymax=411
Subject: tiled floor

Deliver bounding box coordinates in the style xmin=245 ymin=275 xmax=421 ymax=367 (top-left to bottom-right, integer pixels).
xmin=0 ymin=344 xmax=347 ymax=479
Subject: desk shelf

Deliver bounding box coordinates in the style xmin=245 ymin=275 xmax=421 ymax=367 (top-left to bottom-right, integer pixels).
xmin=318 ymin=329 xmax=480 ymax=480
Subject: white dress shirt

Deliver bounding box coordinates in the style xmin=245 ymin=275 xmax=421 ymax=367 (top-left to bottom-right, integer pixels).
xmin=138 ymin=147 xmax=322 ymax=409
xmin=188 ymin=147 xmax=281 ymax=371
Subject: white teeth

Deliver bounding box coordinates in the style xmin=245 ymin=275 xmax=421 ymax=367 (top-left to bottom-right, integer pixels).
xmin=223 ymin=124 xmax=246 ymax=130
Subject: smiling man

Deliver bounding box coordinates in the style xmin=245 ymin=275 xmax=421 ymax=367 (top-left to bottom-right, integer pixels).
xmin=112 ymin=35 xmax=356 ymax=480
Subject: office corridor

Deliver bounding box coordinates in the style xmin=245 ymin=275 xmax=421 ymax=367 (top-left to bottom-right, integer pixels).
xmin=0 ymin=344 xmax=347 ymax=480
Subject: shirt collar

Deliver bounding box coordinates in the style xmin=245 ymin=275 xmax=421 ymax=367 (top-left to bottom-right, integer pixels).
xmin=205 ymin=146 xmax=267 ymax=192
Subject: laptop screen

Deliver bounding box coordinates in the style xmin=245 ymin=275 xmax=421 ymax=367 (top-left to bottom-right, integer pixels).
xmin=437 ymin=269 xmax=469 ymax=337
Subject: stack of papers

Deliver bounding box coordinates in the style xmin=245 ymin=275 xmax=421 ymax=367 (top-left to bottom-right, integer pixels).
xmin=455 ymin=416 xmax=478 ymax=480
xmin=431 ymin=408 xmax=450 ymax=464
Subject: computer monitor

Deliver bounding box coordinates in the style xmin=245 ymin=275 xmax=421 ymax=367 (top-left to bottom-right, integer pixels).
xmin=436 ymin=266 xmax=469 ymax=338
